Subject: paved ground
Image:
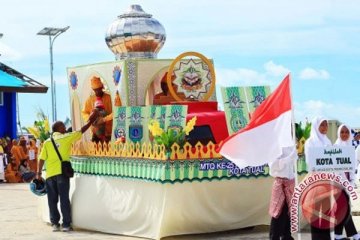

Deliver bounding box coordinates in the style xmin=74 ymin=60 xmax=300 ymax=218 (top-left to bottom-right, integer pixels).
xmin=1 ymin=183 xmax=360 ymax=240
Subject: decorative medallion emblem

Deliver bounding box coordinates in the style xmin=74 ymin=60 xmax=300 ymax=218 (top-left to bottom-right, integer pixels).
xmin=69 ymin=71 xmax=78 ymax=90
xmin=129 ymin=125 xmax=143 ymax=142
xmin=226 ymin=92 xmax=246 ymax=109
xmin=169 ymin=109 xmax=185 ymax=122
xmin=230 ymin=115 xmax=246 ymax=132
xmin=117 ymin=112 xmax=126 ymax=122
xmin=167 ymin=51 xmax=216 ymax=102
xmin=250 ymin=92 xmax=266 ymax=108
xmin=173 ymin=59 xmax=211 ymax=100
xmin=114 ymin=127 xmax=126 ymax=139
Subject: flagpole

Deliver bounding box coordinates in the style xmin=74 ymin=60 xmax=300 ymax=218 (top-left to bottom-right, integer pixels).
xmin=289 ymin=74 xmax=298 ymax=185
xmin=288 ymin=73 xmax=302 ymax=240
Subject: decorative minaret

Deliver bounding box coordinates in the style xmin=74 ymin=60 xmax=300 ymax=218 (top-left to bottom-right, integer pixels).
xmin=105 ymin=5 xmax=166 ymax=60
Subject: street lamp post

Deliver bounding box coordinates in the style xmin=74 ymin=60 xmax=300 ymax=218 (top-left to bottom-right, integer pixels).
xmin=37 ymin=26 xmax=70 ymax=122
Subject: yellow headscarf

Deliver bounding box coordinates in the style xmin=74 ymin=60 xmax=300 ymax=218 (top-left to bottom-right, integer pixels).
xmin=91 ymin=76 xmax=103 ymax=90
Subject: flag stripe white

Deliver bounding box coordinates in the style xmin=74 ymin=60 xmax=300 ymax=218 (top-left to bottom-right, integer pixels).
xmin=220 ymin=111 xmax=293 ymax=168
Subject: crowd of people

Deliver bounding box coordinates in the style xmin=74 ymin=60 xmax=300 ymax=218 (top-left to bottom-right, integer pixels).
xmin=0 ymin=136 xmax=38 ymax=183
xmin=270 ymin=117 xmax=360 ymax=240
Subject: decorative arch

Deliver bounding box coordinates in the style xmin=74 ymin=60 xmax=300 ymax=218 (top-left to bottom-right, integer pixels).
xmin=144 ymin=66 xmax=169 ymax=105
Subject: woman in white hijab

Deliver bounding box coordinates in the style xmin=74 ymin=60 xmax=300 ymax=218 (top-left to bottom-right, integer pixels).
xmin=334 ymin=124 xmax=360 ymax=240
xmin=305 ymin=117 xmax=332 ymax=160
xmin=334 ymin=124 xmax=354 ymax=183
xmin=304 ymin=117 xmax=332 ymax=240
xmin=335 ymin=124 xmax=353 ymax=146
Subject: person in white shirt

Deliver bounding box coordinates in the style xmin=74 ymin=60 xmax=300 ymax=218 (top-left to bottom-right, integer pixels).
xmin=304 ymin=117 xmax=332 ymax=240
xmin=333 ymin=124 xmax=360 ymax=240
xmin=268 ymin=145 xmax=297 ymax=240
xmin=334 ymin=124 xmax=356 ymax=184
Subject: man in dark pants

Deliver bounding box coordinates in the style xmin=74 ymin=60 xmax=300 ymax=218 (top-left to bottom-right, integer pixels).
xmin=37 ymin=112 xmax=97 ymax=232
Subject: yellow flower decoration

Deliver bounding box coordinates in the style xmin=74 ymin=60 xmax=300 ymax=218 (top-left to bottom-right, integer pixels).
xmin=185 ymin=116 xmax=197 ymax=135
xmin=27 ymin=127 xmax=40 ymax=139
xmin=148 ymin=117 xmax=197 ymax=154
xmin=149 ymin=120 xmax=163 ymax=137
xmin=24 ymin=109 xmax=51 ymax=142
xmin=297 ymin=136 xmax=306 ymax=155
xmin=44 ymin=118 xmax=50 ymax=132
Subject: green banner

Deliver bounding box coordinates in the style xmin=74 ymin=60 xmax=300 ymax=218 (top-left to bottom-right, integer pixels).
xmin=112 ymin=106 xmax=127 ymax=141
xmin=126 ymin=106 xmax=147 ymax=144
xmin=221 ymin=86 xmax=271 ymax=135
xmin=221 ymin=87 xmax=249 ymax=135
xmin=245 ymin=86 xmax=271 ymax=114
xmin=158 ymin=106 xmax=167 ymax=129
xmin=165 ymin=105 xmax=188 ymax=132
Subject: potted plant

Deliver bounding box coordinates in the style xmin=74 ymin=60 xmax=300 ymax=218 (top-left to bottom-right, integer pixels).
xmin=148 ymin=116 xmax=197 ymax=158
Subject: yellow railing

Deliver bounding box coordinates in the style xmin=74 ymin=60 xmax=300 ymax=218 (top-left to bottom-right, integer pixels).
xmin=71 ymin=141 xmax=223 ymax=160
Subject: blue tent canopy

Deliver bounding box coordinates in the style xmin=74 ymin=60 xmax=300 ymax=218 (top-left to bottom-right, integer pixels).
xmin=0 ymin=62 xmax=48 ymax=93
xmin=0 ymin=69 xmax=27 ymax=87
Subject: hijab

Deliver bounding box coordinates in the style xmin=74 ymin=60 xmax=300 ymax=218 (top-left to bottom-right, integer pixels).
xmin=334 ymin=124 xmax=352 ymax=146
xmin=305 ymin=117 xmax=332 ymax=163
xmin=306 ymin=116 xmax=332 ymax=148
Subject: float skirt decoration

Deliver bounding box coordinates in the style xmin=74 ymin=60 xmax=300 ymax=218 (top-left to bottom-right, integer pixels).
xmin=39 ymin=156 xmax=308 ymax=239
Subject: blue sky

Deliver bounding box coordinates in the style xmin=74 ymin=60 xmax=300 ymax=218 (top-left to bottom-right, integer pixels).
xmin=0 ymin=0 xmax=360 ymax=129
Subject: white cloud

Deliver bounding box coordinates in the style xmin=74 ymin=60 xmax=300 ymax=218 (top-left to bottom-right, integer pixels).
xmin=299 ymin=68 xmax=330 ymax=80
xmin=216 ymin=60 xmax=289 ymax=87
xmin=294 ymin=100 xmax=360 ymax=127
xmin=264 ymin=61 xmax=290 ymax=77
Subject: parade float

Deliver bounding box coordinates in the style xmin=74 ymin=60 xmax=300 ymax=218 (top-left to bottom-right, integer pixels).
xmin=38 ymin=5 xmax=307 ymax=239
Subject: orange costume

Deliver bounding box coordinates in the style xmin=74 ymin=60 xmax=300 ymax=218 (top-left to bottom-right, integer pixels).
xmin=10 ymin=141 xmax=27 ymax=169
xmin=82 ymin=77 xmax=113 ymax=139
xmin=5 ymin=164 xmax=22 ymax=183
xmin=28 ymin=140 xmax=38 ymax=172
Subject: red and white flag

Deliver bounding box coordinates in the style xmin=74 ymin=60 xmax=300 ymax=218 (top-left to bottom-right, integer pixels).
xmin=219 ymin=74 xmax=294 ymax=168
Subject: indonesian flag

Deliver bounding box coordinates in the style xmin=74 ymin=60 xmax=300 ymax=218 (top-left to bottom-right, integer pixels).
xmin=219 ymin=74 xmax=294 ymax=168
